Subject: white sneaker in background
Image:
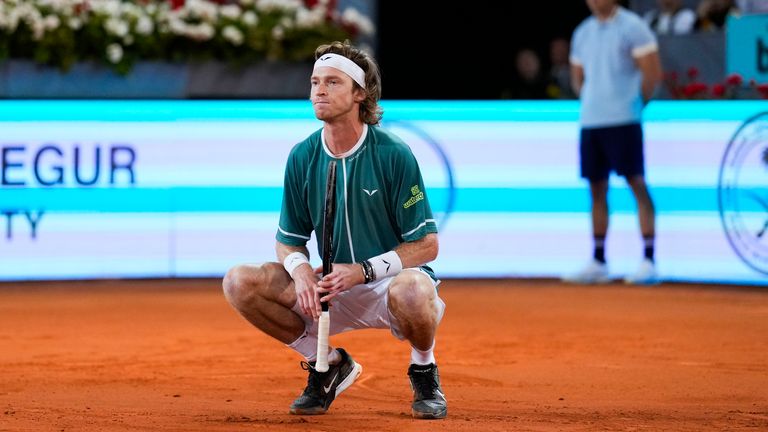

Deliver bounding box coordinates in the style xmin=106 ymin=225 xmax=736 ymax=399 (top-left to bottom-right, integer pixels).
xmin=562 ymin=259 xmax=611 ymax=284
xmin=624 ymin=259 xmax=659 ymax=285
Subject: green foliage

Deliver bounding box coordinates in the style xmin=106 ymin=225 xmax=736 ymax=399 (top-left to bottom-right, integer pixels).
xmin=0 ymin=0 xmax=373 ymax=74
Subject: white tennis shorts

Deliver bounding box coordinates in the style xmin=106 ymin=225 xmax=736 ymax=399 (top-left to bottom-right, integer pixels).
xmin=292 ymin=267 xmax=446 ymax=340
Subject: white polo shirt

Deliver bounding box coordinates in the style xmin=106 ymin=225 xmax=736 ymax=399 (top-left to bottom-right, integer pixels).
xmin=570 ymin=7 xmax=658 ymax=129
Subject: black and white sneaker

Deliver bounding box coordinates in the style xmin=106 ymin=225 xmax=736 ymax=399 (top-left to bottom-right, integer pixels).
xmin=407 ymin=363 xmax=447 ymax=419
xmin=289 ymin=348 xmax=362 ymax=415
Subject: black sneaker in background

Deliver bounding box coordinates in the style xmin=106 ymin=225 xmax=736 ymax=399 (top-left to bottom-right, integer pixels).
xmin=289 ymin=348 xmax=362 ymax=415
xmin=407 ymin=363 xmax=447 ymax=419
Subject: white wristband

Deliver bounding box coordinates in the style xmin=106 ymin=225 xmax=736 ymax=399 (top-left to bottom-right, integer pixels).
xmin=368 ymin=251 xmax=403 ymax=280
xmin=283 ymin=252 xmax=310 ymax=277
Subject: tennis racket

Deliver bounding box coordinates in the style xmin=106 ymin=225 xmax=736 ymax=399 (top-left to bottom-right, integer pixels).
xmin=315 ymin=160 xmax=337 ymax=372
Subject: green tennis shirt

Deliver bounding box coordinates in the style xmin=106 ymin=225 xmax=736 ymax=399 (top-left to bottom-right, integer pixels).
xmin=276 ymin=124 xmax=438 ymax=277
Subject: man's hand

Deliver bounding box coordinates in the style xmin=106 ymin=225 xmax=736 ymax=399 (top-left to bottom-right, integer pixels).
xmin=315 ymin=263 xmax=366 ymax=303
xmin=291 ymin=264 xmax=322 ymax=320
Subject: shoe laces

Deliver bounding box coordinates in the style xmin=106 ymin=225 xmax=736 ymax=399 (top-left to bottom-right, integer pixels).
xmin=410 ymin=367 xmax=439 ymax=399
xmin=299 ymin=361 xmax=323 ymax=398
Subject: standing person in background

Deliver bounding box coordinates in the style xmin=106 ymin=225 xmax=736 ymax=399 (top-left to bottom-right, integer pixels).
xmin=694 ymin=0 xmax=740 ymax=32
xmin=222 ymin=40 xmax=448 ymax=419
xmin=503 ymin=48 xmax=550 ymax=99
xmin=547 ymin=37 xmax=577 ymax=99
xmin=643 ymin=0 xmax=697 ymax=35
xmin=563 ymin=0 xmax=663 ymax=285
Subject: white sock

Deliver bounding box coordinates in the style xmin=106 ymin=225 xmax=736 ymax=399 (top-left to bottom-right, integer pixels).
xmin=286 ymin=330 xmax=318 ymax=361
xmin=286 ymin=332 xmax=342 ymax=365
xmin=410 ymin=341 xmax=436 ymax=365
xmin=327 ymin=348 xmax=341 ymax=365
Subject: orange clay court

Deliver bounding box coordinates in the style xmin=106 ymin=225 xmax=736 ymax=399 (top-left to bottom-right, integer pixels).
xmin=1 ymin=278 xmax=767 ymax=432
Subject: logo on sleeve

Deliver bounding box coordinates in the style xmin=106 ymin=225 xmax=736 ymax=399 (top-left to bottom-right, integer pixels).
xmin=363 ymin=188 xmax=378 ymax=196
xmin=403 ymin=185 xmax=425 ymax=209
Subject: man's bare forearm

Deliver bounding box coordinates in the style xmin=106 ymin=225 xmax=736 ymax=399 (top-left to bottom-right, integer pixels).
xmin=393 ymin=233 xmax=438 ymax=268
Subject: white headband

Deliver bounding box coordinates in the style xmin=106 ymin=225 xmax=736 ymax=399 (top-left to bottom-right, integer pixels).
xmin=314 ymin=53 xmax=366 ymax=90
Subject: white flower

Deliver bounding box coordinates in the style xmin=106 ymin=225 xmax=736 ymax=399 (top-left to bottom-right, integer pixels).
xmin=242 ymin=10 xmax=258 ymax=26
xmin=22 ymin=8 xmax=45 ymax=41
xmin=105 ymin=17 xmax=129 ymax=37
xmin=341 ymin=8 xmax=375 ymax=36
xmin=120 ymin=2 xmax=143 ymax=20
xmin=136 ymin=15 xmax=154 ymax=35
xmin=3 ymin=8 xmax=19 ymax=32
xmin=106 ymin=43 xmax=124 ymax=64
xmin=295 ymin=8 xmax=324 ymax=28
xmin=38 ymin=0 xmax=67 ymax=11
xmin=168 ymin=17 xmax=186 ymax=35
xmin=43 ymin=14 xmax=60 ymax=31
xmin=186 ymin=0 xmax=218 ymax=22
xmin=199 ymin=22 xmax=216 ymax=40
xmin=68 ymin=17 xmax=82 ymax=30
xmin=222 ymin=25 xmax=243 ymax=46
xmin=271 ymin=25 xmax=284 ymax=40
xmin=187 ymin=22 xmax=215 ymax=41
xmin=91 ymin=0 xmax=121 ymax=17
xmin=257 ymin=0 xmax=302 ymax=13
xmin=220 ymin=4 xmax=241 ymax=20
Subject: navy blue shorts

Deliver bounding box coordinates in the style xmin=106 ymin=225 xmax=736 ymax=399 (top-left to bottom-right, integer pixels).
xmin=580 ymin=123 xmax=645 ymax=181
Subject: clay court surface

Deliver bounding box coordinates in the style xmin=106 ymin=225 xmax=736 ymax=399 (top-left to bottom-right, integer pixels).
xmin=1 ymin=278 xmax=767 ymax=431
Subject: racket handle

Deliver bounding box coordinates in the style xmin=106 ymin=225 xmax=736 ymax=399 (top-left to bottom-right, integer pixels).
xmin=315 ymin=311 xmax=330 ymax=372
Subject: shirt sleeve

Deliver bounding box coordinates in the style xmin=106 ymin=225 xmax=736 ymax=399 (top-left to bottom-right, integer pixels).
xmin=628 ymin=17 xmax=658 ymax=58
xmin=276 ymin=146 xmax=313 ymax=246
xmin=391 ymin=147 xmax=438 ymax=242
xmin=569 ymin=25 xmax=584 ymax=66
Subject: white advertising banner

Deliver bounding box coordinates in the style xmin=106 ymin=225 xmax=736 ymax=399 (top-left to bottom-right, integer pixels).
xmin=1 ymin=100 xmax=766 ymax=285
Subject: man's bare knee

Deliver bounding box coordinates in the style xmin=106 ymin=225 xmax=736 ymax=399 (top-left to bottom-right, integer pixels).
xmin=222 ymin=263 xmax=276 ymax=307
xmin=389 ymin=271 xmax=434 ymax=311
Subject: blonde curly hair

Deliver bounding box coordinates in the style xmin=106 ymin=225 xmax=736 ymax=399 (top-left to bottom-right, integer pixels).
xmin=315 ymin=40 xmax=383 ymax=125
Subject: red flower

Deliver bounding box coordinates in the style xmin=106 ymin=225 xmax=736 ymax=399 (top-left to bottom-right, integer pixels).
xmin=712 ymin=83 xmax=726 ymax=97
xmin=726 ymin=73 xmax=743 ymax=87
xmin=169 ymin=0 xmax=185 ymax=10
xmin=664 ymin=71 xmax=679 ymax=82
xmin=757 ymin=84 xmax=768 ymax=99
xmin=73 ymin=0 xmax=89 ymax=15
xmin=687 ymin=66 xmax=699 ymax=79
xmin=304 ymin=0 xmax=338 ymax=9
xmin=682 ymin=82 xmax=708 ymax=98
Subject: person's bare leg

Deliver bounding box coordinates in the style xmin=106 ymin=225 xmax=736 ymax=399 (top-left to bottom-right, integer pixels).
xmin=627 ymin=175 xmax=655 ymax=239
xmin=222 ymin=262 xmax=304 ymax=343
xmin=388 ymin=270 xmax=439 ymax=350
xmin=224 ymin=263 xmax=361 ymax=415
xmin=590 ymin=179 xmax=610 ymax=239
xmin=388 ymin=269 xmax=447 ymax=419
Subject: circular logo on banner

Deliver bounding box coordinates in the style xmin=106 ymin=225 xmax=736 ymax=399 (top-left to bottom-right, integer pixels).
xmin=718 ymin=112 xmax=768 ymax=276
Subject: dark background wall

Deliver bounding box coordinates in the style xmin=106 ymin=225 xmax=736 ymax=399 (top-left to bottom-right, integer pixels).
xmin=377 ymin=1 xmax=592 ymax=99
